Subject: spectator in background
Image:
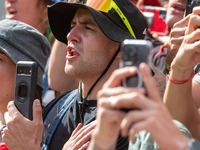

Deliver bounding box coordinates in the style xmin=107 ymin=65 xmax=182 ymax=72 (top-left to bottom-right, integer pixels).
xmin=0 ymin=1 xmax=6 ymax=20
xmin=0 ymin=19 xmax=50 ymax=143
xmin=5 ymin=0 xmax=54 ymax=41
xmin=4 ymin=0 xmax=55 ymax=106
xmin=133 ymin=0 xmax=186 ymax=98
xmin=129 ymin=0 xmax=170 ymax=97
xmin=4 ymin=0 xmax=79 ymax=106
xmin=163 ymin=6 xmax=200 ymax=140
xmin=150 ymin=0 xmax=186 ymax=74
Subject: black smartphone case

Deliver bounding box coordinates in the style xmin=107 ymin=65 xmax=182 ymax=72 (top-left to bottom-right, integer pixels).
xmin=14 ymin=61 xmax=38 ymax=120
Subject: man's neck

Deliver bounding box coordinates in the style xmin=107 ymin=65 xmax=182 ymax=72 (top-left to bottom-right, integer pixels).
xmin=80 ymin=59 xmax=119 ymax=100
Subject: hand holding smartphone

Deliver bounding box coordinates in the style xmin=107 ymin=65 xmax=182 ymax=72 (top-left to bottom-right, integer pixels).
xmin=14 ymin=61 xmax=38 ymax=120
xmin=120 ymin=39 xmax=152 ymax=88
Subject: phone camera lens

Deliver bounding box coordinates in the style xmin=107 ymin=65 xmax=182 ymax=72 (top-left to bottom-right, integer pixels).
xmin=130 ymin=47 xmax=137 ymax=57
xmin=123 ymin=46 xmax=136 ymax=61
xmin=18 ymin=84 xmax=28 ymax=100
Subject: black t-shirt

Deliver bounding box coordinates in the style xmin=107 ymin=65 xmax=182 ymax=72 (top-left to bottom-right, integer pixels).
xmin=42 ymin=89 xmax=129 ymax=150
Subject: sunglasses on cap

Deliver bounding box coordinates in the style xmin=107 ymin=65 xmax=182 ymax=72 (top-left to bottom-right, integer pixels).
xmin=86 ymin=0 xmax=137 ymax=39
xmin=52 ymin=0 xmax=86 ymax=3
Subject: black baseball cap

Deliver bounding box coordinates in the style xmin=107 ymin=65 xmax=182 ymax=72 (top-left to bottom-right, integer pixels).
xmin=47 ymin=0 xmax=148 ymax=44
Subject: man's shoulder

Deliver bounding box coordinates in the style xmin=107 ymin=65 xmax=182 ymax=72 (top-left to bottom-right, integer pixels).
xmin=42 ymin=89 xmax=78 ymax=119
xmin=128 ymin=131 xmax=160 ymax=150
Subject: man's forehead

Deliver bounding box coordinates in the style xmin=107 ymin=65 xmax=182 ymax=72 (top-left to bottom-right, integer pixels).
xmin=72 ymin=8 xmax=97 ymax=24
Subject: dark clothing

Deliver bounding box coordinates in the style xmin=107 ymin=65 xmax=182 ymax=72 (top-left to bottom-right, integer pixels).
xmin=145 ymin=34 xmax=163 ymax=48
xmin=149 ymin=44 xmax=167 ymax=74
xmin=42 ymin=89 xmax=129 ymax=150
xmin=144 ymin=34 xmax=167 ymax=74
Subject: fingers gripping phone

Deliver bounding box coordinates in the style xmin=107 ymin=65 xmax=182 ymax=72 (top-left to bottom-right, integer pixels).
xmin=120 ymin=39 xmax=152 ymax=88
xmin=185 ymin=0 xmax=200 ymax=16
xmin=14 ymin=61 xmax=38 ymax=120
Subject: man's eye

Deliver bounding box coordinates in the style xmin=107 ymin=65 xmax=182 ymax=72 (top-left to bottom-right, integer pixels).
xmin=71 ymin=25 xmax=75 ymax=29
xmin=86 ymin=26 xmax=92 ymax=30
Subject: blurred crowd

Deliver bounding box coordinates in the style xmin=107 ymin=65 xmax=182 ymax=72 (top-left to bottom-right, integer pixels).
xmin=1 ymin=0 xmax=200 ymax=150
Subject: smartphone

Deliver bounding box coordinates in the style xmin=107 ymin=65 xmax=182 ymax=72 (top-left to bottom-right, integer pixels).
xmin=139 ymin=5 xmax=169 ymax=36
xmin=185 ymin=0 xmax=200 ymax=16
xmin=120 ymin=39 xmax=152 ymax=88
xmin=119 ymin=39 xmax=152 ymax=112
xmin=14 ymin=61 xmax=38 ymax=120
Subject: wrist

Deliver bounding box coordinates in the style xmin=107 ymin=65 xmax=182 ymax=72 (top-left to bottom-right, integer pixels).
xmin=170 ymin=62 xmax=194 ymax=81
xmin=167 ymin=69 xmax=195 ymax=85
xmin=90 ymin=130 xmax=117 ymax=150
xmin=89 ymin=137 xmax=116 ymax=150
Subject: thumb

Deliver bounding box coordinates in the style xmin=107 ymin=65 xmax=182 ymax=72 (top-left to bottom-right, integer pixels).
xmin=33 ymin=99 xmax=43 ymax=123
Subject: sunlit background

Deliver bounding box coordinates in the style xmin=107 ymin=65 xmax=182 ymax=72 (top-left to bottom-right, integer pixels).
xmin=0 ymin=0 xmax=6 ymax=20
